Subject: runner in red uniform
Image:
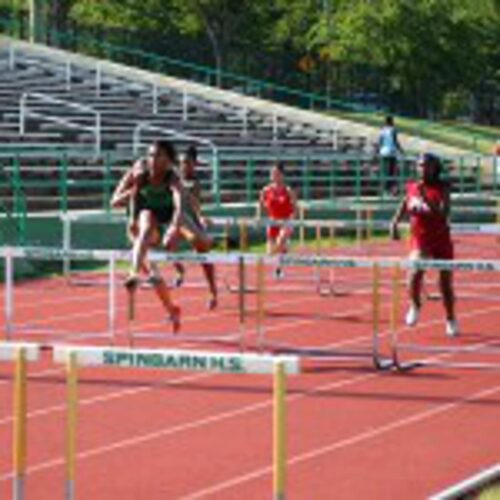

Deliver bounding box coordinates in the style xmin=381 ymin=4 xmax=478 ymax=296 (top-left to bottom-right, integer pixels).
xmin=390 ymin=153 xmax=458 ymax=337
xmin=258 ymin=163 xmax=298 ymax=277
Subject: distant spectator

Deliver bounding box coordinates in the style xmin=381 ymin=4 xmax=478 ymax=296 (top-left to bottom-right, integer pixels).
xmin=377 ymin=115 xmax=405 ymax=194
xmin=494 ymin=140 xmax=500 ymax=177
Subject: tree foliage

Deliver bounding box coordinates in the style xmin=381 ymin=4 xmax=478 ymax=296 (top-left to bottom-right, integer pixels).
xmin=1 ymin=0 xmax=498 ymax=122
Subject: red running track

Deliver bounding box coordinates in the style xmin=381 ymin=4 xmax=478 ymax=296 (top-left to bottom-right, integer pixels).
xmin=0 ymin=251 xmax=499 ymax=499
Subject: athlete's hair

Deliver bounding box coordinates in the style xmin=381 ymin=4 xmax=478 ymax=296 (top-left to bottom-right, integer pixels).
xmin=274 ymin=162 xmax=285 ymax=175
xmin=153 ymin=140 xmax=178 ymax=163
xmin=385 ymin=115 xmax=394 ymax=126
xmin=185 ymin=145 xmax=198 ymax=163
xmin=418 ymin=152 xmax=442 ymax=183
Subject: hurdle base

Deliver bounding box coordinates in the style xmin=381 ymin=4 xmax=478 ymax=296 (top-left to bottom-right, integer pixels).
xmin=373 ymin=356 xmax=394 ymax=371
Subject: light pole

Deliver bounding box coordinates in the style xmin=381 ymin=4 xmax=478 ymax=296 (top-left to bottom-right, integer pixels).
xmin=28 ymin=0 xmax=34 ymax=42
xmin=28 ymin=0 xmax=46 ymax=43
xmin=322 ymin=0 xmax=332 ymax=109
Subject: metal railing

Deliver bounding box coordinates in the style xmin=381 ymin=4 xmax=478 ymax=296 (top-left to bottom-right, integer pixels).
xmin=0 ymin=150 xmax=497 ymax=218
xmin=19 ymin=92 xmax=102 ymax=155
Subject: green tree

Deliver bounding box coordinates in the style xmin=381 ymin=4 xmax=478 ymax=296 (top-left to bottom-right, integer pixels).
xmin=311 ymin=0 xmax=496 ymax=117
xmin=169 ymin=0 xmax=278 ymax=86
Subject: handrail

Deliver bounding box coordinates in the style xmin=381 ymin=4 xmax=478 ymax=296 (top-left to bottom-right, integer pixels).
xmin=19 ymin=92 xmax=101 ymax=155
xmin=132 ymin=122 xmax=221 ymax=204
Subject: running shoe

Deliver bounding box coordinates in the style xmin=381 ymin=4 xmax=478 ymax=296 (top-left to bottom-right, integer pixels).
xmin=405 ymin=305 xmax=419 ymax=327
xmin=173 ymin=271 xmax=185 ymax=288
xmin=445 ymin=319 xmax=459 ymax=338
xmin=124 ymin=274 xmax=140 ymax=292
xmin=274 ymin=266 xmax=284 ymax=280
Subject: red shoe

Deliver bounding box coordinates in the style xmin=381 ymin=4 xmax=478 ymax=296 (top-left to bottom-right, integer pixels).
xmin=169 ymin=305 xmax=181 ymax=333
xmin=124 ymin=274 xmax=140 ymax=292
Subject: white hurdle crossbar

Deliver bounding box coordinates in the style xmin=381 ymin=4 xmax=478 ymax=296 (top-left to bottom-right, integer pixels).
xmin=53 ymin=345 xmax=300 ymax=500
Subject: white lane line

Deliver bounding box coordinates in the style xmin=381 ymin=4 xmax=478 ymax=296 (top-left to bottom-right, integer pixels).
xmin=0 ymin=292 xmax=497 ymax=486
xmin=0 ymin=370 xmax=378 ymax=482
xmin=182 ymin=384 xmax=500 ymax=499
xmin=0 ymin=301 xmax=497 ymax=427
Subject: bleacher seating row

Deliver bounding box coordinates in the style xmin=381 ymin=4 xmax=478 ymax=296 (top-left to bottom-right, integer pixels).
xmin=0 ymin=38 xmax=487 ymax=216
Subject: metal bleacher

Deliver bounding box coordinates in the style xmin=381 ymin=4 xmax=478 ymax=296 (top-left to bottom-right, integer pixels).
xmin=0 ymin=39 xmax=372 ymax=156
xmin=0 ymin=37 xmax=488 ymax=217
xmin=0 ymin=37 xmax=379 ymax=211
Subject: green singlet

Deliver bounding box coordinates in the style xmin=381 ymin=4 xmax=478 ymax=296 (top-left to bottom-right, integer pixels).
xmin=136 ymin=171 xmax=175 ymax=224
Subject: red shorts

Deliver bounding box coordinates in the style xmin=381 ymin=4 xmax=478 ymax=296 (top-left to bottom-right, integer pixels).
xmin=410 ymin=236 xmax=454 ymax=260
xmin=267 ymin=225 xmax=293 ymax=241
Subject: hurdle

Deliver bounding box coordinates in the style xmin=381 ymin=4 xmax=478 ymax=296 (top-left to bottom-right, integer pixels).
xmin=1 ymin=246 xmax=118 ymax=343
xmin=52 ymin=345 xmax=300 ymax=500
xmin=390 ymin=258 xmax=500 ymax=372
xmin=2 ymin=246 xmax=250 ymax=347
xmin=252 ymin=254 xmax=394 ymax=370
xmin=222 ymin=251 xmax=395 ymax=367
xmin=124 ymin=250 xmax=247 ymax=346
xmin=60 ymin=211 xmax=128 ymax=286
xmin=61 ymin=212 xmax=235 ymax=291
xmin=0 ymin=341 xmax=41 ymax=500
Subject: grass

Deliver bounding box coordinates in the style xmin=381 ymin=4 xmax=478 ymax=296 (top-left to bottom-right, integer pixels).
xmin=237 ymin=232 xmax=391 ymax=254
xmin=334 ymin=110 xmax=499 ymax=155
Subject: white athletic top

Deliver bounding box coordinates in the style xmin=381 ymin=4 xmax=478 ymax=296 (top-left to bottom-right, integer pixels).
xmin=378 ymin=126 xmax=398 ymax=157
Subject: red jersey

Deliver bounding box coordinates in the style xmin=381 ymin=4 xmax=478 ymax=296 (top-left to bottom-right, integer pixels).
xmin=406 ymin=181 xmax=453 ymax=258
xmin=261 ymin=184 xmax=294 ymax=219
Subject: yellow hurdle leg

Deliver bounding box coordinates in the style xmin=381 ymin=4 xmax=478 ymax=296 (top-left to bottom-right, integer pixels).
xmin=273 ymin=361 xmax=287 ymax=500
xmin=66 ymin=351 xmax=78 ymax=500
xmin=13 ymin=347 xmax=27 ymax=500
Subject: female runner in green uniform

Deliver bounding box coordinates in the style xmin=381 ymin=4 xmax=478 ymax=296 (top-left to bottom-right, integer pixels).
xmin=111 ymin=140 xmax=181 ymax=332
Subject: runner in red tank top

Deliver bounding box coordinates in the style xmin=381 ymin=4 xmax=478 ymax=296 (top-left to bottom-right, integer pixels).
xmin=390 ymin=153 xmax=459 ymax=337
xmin=258 ymin=163 xmax=298 ymax=277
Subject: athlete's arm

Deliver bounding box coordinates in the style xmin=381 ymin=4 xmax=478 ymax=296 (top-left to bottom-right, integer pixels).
xmin=394 ymin=129 xmax=404 ymax=154
xmin=111 ymin=159 xmax=145 ymax=208
xmin=418 ymin=183 xmax=449 ymax=216
xmin=257 ymin=186 xmax=268 ymax=219
xmin=390 ymin=196 xmax=407 ymax=240
xmin=287 ymin=186 xmax=298 ymax=219
xmin=170 ymin=179 xmax=183 ymax=230
xmin=111 ymin=169 xmax=134 ymax=208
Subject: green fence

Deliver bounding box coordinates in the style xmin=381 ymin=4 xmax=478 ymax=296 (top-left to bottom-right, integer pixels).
xmin=0 ymin=159 xmax=27 ymax=245
xmin=0 ymin=150 xmax=498 ymax=218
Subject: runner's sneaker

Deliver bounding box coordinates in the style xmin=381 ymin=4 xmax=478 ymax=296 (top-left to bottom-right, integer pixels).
xmin=405 ymin=305 xmax=419 ymax=327
xmin=124 ymin=274 xmax=140 ymax=292
xmin=274 ymin=266 xmax=284 ymax=280
xmin=445 ymin=319 xmax=459 ymax=338
xmin=172 ymin=270 xmax=185 ymax=288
